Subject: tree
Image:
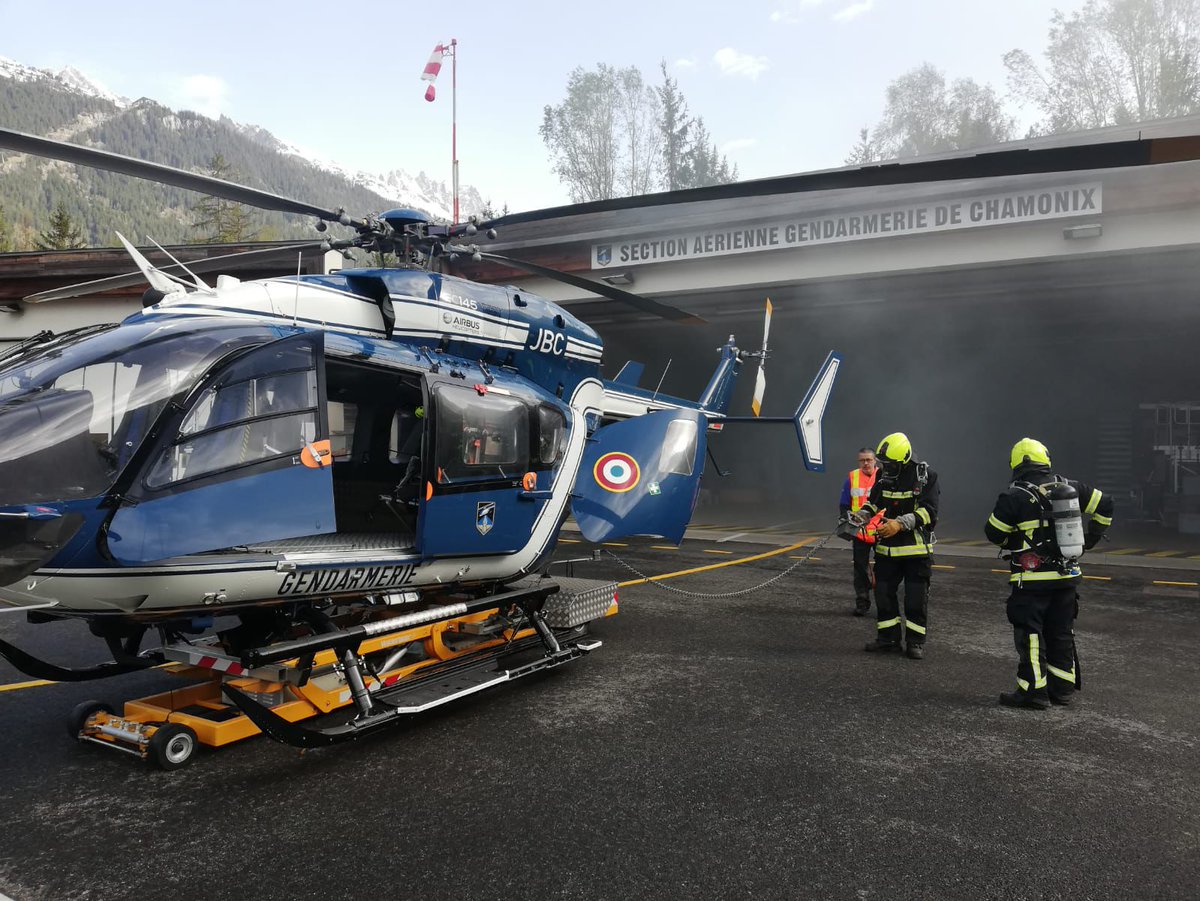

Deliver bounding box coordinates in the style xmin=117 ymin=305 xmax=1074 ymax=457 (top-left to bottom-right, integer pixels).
xmin=540 ymin=64 xmax=624 ymax=202
xmin=846 ymin=64 xmax=1015 ymax=163
xmin=682 ymin=119 xmax=738 ymax=187
xmin=35 ymin=200 xmax=86 ymax=250
xmin=190 ymin=154 xmax=259 ymax=243
xmin=0 ymin=204 xmax=11 ymax=253
xmin=1005 ymin=0 xmax=1200 ymax=134
xmin=657 ymin=60 xmax=693 ymax=190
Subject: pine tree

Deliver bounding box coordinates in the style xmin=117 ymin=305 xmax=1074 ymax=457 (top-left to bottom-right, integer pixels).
xmin=0 ymin=204 xmax=11 ymax=253
xmin=190 ymin=154 xmax=259 ymax=243
xmin=35 ymin=200 xmax=86 ymax=250
xmin=657 ymin=60 xmax=694 ymax=191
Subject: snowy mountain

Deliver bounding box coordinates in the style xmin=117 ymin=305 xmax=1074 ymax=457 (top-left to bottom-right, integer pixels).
xmin=0 ymin=55 xmax=488 ymax=246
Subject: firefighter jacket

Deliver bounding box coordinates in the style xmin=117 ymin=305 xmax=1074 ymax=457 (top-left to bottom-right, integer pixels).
xmin=860 ymin=462 xmax=939 ymax=557
xmin=984 ymin=469 xmax=1114 ymax=586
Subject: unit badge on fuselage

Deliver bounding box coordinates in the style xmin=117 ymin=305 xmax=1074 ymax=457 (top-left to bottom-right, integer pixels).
xmin=476 ymin=501 xmax=496 ymax=535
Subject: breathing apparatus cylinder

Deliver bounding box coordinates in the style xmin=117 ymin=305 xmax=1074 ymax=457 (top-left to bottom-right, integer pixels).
xmin=1048 ymin=481 xmax=1085 ymax=561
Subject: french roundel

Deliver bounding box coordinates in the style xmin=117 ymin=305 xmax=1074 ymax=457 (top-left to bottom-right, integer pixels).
xmin=594 ymin=452 xmax=640 ymax=493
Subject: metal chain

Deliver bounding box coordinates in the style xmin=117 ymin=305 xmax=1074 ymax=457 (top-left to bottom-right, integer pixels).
xmin=602 ymin=527 xmax=840 ymax=599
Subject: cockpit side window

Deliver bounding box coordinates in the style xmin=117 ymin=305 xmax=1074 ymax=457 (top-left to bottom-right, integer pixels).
xmin=433 ymin=384 xmax=529 ymax=482
xmin=143 ymin=335 xmax=322 ymax=490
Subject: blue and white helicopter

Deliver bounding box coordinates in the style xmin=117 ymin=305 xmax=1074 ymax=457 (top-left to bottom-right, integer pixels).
xmin=0 ymin=128 xmax=838 ymax=751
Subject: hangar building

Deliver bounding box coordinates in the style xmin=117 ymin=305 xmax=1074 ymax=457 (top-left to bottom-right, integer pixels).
xmin=3 ymin=117 xmax=1199 ymax=546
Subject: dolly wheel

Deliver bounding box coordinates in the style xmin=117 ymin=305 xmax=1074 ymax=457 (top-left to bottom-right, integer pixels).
xmin=148 ymin=723 xmax=198 ymax=771
xmin=68 ymin=700 xmax=114 ymax=740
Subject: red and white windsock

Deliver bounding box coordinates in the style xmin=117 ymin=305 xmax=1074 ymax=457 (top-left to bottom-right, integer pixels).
xmin=421 ymin=43 xmax=449 ymax=102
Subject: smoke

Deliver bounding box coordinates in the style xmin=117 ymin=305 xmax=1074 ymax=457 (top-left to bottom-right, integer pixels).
xmin=596 ymin=245 xmax=1200 ymax=544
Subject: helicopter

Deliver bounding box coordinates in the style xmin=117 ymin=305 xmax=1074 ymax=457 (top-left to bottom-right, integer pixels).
xmin=0 ymin=126 xmax=840 ymax=754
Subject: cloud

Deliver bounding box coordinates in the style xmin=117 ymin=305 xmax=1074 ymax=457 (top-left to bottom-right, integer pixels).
xmin=173 ymin=74 xmax=230 ymax=118
xmin=833 ymin=0 xmax=874 ymax=22
xmin=770 ymin=0 xmax=826 ymax=23
xmin=713 ymin=48 xmax=769 ymax=80
xmin=721 ymin=138 xmax=758 ymax=153
xmin=675 ymin=57 xmax=697 ymax=69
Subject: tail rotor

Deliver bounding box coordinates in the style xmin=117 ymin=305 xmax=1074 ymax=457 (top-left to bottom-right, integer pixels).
xmin=750 ymin=298 xmax=772 ymax=416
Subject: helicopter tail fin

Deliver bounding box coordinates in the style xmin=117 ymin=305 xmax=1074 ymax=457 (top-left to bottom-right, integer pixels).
xmin=697 ymin=335 xmax=743 ymax=416
xmin=792 ymin=350 xmax=842 ymax=472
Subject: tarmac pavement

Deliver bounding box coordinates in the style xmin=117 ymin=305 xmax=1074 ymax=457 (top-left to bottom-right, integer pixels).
xmin=0 ymin=538 xmax=1197 ymax=900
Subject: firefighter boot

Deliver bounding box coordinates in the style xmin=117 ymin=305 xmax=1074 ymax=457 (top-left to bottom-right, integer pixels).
xmin=998 ymin=690 xmax=1050 ymax=710
xmin=905 ymin=643 xmax=924 ymax=660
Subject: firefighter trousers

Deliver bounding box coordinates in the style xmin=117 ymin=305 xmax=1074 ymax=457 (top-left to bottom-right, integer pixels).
xmin=874 ymin=555 xmax=930 ymax=646
xmin=1006 ymin=586 xmax=1078 ymax=701
xmin=852 ymin=540 xmax=873 ymax=610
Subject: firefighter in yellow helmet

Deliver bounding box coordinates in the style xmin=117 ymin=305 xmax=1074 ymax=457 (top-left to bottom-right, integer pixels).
xmin=854 ymin=432 xmax=939 ymax=659
xmin=984 ymin=438 xmax=1113 ymax=709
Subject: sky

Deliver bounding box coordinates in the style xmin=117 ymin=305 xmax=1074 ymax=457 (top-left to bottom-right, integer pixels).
xmin=0 ymin=0 xmax=1091 ymax=213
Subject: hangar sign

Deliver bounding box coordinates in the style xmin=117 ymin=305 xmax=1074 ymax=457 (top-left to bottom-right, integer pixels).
xmin=591 ymin=183 xmax=1102 ymax=269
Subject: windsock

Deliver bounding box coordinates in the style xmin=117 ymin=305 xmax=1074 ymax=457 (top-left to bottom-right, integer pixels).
xmin=421 ymin=43 xmax=448 ymax=102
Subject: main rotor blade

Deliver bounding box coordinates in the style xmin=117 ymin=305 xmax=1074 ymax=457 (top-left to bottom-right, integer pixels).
xmin=24 ymin=242 xmax=326 ymax=303
xmin=473 ymin=251 xmax=706 ymax=324
xmin=0 ymin=127 xmax=361 ymax=226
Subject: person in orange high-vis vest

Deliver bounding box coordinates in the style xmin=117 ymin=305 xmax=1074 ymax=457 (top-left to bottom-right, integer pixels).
xmin=839 ymin=447 xmax=880 ymax=616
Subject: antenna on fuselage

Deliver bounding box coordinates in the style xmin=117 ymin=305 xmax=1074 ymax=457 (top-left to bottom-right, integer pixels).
xmin=146 ymin=237 xmax=209 ymax=291
xmin=652 ymin=358 xmax=673 ymax=400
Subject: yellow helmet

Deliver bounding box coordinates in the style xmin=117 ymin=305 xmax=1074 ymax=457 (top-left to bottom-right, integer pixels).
xmin=876 ymin=432 xmax=912 ymax=465
xmin=1010 ymin=437 xmax=1050 ymax=470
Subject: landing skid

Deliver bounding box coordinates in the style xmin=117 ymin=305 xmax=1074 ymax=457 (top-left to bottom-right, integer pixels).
xmin=0 ymin=638 xmax=160 ymax=682
xmin=226 ymin=633 xmax=601 ymax=748
xmin=63 ymin=576 xmax=618 ymax=768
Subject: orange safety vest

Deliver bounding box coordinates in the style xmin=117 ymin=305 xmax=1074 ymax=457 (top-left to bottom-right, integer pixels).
xmin=848 ymin=468 xmax=876 ymax=512
xmin=849 ymin=468 xmax=881 ymax=544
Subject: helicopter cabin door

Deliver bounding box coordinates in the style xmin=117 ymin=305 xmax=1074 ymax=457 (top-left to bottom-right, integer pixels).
xmin=107 ymin=333 xmax=336 ymax=563
xmin=417 ymin=379 xmax=558 ymax=557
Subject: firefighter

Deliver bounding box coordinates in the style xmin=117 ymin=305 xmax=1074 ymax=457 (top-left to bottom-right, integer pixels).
xmin=839 ymin=447 xmax=880 ymax=616
xmin=985 ymin=438 xmax=1113 ymax=709
xmin=855 ymin=432 xmax=939 ymax=659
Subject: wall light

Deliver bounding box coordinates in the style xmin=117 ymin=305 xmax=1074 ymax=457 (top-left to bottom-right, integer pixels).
xmin=600 ymin=271 xmax=636 ymax=286
xmin=1063 ymin=224 xmax=1103 ymax=240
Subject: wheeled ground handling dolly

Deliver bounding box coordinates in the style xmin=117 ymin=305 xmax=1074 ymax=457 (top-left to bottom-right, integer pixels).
xmin=69 ymin=576 xmax=618 ymax=769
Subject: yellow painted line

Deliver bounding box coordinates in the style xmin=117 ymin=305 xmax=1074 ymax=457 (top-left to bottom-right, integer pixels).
xmin=650 ymin=545 xmax=679 ymax=550
xmin=559 ymin=538 xmax=581 ymax=544
xmin=0 ymin=678 xmax=54 ymax=693
xmin=1153 ymin=580 xmax=1199 ymax=588
xmin=991 ymin=569 xmax=1009 ymax=574
xmin=957 ymin=540 xmax=990 ymax=547
xmin=703 ymin=549 xmax=735 ymax=555
xmin=931 ymin=564 xmax=956 ymax=571
xmin=602 ymin=542 xmax=629 ymax=547
xmin=1082 ymin=575 xmax=1111 ymax=582
xmin=1106 ymin=548 xmax=1144 ymax=555
xmin=1147 ymin=550 xmax=1183 ymax=558
xmin=789 ymin=555 xmax=821 ymax=560
xmin=618 ymin=538 xmax=816 ymax=588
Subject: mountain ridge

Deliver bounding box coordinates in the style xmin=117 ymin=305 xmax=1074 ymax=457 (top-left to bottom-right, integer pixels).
xmin=0 ymin=56 xmax=486 ymax=249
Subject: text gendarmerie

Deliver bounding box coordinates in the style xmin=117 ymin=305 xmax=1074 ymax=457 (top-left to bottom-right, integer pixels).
xmin=278 ymin=564 xmax=417 ymax=596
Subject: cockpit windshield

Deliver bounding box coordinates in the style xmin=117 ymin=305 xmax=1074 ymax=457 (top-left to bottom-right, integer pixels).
xmin=0 ymin=320 xmax=274 ymax=506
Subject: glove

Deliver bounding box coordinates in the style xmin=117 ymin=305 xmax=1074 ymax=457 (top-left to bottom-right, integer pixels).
xmin=847 ymin=509 xmax=868 ymax=528
xmin=875 ymin=519 xmax=903 ymax=539
xmin=1083 ymin=532 xmax=1101 ymax=551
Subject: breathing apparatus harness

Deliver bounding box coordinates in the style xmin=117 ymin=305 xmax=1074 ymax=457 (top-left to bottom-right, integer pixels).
xmin=1006 ymin=474 xmax=1085 ymax=576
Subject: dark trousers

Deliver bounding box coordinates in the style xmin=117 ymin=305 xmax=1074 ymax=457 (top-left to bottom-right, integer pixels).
xmin=874 ymin=555 xmax=930 ymax=646
xmin=1006 ymin=586 xmax=1078 ymax=700
xmin=852 ymin=540 xmax=873 ymax=611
